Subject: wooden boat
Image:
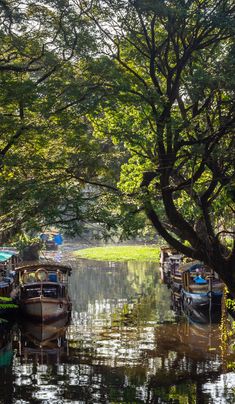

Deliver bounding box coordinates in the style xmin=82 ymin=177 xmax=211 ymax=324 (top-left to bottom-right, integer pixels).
xmin=159 ymin=246 xmax=183 ymax=284
xmin=0 ymin=249 xmax=21 ymax=316
xmin=170 ymin=260 xmax=198 ymax=293
xmin=181 ymin=262 xmax=224 ymax=321
xmin=17 ymin=262 xmax=72 ymax=322
xmin=45 ymin=239 xmax=58 ymax=251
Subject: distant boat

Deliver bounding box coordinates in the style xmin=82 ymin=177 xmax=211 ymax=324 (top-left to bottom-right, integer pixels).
xmin=17 ymin=262 xmax=72 ymax=322
xmin=159 ymin=246 xmax=183 ymax=284
xmin=45 ymin=239 xmax=58 ymax=251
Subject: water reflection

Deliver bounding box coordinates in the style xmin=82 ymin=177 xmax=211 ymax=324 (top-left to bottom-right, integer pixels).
xmin=19 ymin=317 xmax=69 ymax=364
xmin=0 ymin=259 xmax=235 ymax=403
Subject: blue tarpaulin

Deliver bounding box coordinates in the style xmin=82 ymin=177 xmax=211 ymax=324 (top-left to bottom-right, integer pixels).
xmin=53 ymin=234 xmax=63 ymax=245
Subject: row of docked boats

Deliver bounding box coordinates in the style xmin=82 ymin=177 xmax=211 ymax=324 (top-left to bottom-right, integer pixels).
xmin=160 ymin=247 xmax=224 ymax=322
xmin=0 ymin=248 xmax=21 ymax=316
xmin=0 ymin=247 xmax=72 ymax=322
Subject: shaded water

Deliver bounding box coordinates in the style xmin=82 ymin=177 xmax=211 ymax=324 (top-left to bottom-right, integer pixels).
xmin=1 ymin=259 xmax=235 ymax=403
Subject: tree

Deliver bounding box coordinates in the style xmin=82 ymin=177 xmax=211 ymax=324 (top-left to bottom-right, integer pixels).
xmin=0 ymin=0 xmax=234 ymax=293
xmin=0 ymin=0 xmax=126 ymax=241
xmin=75 ymin=0 xmax=235 ymax=289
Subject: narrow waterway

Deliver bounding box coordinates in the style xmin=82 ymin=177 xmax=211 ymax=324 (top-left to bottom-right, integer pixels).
xmin=1 ymin=258 xmax=235 ymax=403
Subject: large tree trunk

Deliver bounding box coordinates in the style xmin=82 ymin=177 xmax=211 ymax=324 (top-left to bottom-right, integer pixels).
xmin=146 ymin=204 xmax=235 ymax=294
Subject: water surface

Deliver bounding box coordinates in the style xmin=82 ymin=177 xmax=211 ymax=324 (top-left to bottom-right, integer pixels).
xmin=0 ymin=258 xmax=235 ymax=403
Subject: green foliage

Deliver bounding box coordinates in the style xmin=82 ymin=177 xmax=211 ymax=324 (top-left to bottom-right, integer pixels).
xmin=0 ymin=0 xmax=234 ymax=289
xmin=11 ymin=233 xmax=43 ymax=253
xmin=0 ymin=297 xmax=18 ymax=309
xmin=76 ymin=0 xmax=235 ymax=276
xmin=0 ymin=303 xmax=18 ymax=309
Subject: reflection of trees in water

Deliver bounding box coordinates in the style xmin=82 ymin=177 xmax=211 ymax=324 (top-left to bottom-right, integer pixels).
xmin=0 ymin=321 xmax=16 ymax=404
xmin=69 ymin=260 xmax=130 ymax=313
xmin=8 ymin=356 xmax=232 ymax=404
xmin=66 ymin=261 xmax=224 ymax=386
xmin=3 ymin=259 xmax=235 ymax=403
xmin=69 ymin=259 xmax=165 ymax=313
xmin=67 ymin=259 xmax=176 ymax=371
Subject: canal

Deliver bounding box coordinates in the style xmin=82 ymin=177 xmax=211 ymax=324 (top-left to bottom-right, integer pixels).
xmin=1 ymin=258 xmax=235 ymax=403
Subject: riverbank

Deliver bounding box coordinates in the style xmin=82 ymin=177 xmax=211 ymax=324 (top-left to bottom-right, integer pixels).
xmin=73 ymin=245 xmax=160 ymax=262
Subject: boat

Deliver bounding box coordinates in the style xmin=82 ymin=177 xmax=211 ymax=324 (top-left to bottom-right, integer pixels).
xmin=170 ymin=260 xmax=197 ymax=293
xmin=45 ymin=239 xmax=58 ymax=251
xmin=180 ymin=262 xmax=224 ymax=321
xmin=17 ymin=262 xmax=72 ymax=322
xmin=159 ymin=246 xmax=183 ymax=284
xmin=0 ymin=249 xmax=21 ymax=317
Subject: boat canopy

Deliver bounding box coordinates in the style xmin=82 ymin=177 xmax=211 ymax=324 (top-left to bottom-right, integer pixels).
xmin=188 ymin=262 xmax=204 ymax=272
xmin=179 ymin=260 xmax=203 ymax=273
xmin=0 ymin=251 xmax=16 ymax=262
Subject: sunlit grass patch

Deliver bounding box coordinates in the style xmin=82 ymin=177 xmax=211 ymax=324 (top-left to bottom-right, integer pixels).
xmin=73 ymin=245 xmax=160 ymax=262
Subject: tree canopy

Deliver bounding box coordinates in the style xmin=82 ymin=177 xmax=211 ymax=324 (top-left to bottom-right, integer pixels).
xmin=0 ymin=0 xmax=129 ymax=241
xmin=78 ymin=0 xmax=235 ymax=287
xmin=0 ymin=0 xmax=234 ymax=288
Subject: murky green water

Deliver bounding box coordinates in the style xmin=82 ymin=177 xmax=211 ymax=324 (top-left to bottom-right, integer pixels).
xmin=1 ymin=258 xmax=235 ymax=403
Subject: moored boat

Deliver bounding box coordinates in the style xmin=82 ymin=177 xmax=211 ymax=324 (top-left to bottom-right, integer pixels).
xmin=0 ymin=249 xmax=21 ymax=317
xmin=170 ymin=260 xmax=198 ymax=293
xmin=17 ymin=262 xmax=72 ymax=322
xmin=159 ymin=246 xmax=183 ymax=284
xmin=181 ymin=263 xmax=224 ymax=321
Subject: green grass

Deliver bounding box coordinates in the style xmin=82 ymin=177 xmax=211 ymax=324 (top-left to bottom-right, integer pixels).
xmin=73 ymin=245 xmax=160 ymax=262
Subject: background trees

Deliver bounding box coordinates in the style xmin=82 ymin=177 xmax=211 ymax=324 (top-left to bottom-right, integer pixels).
xmin=0 ymin=0 xmax=125 ymax=241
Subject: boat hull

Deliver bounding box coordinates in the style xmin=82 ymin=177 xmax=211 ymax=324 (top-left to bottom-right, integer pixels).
xmin=181 ymin=289 xmax=222 ymax=323
xmin=20 ymin=296 xmax=71 ymax=322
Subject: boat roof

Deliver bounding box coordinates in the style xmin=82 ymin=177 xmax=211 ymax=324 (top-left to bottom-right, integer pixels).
xmin=180 ymin=261 xmax=205 ymax=273
xmin=16 ymin=261 xmax=72 ymax=274
xmin=0 ymin=251 xmax=17 ymax=262
xmin=160 ymin=246 xmax=178 ymax=252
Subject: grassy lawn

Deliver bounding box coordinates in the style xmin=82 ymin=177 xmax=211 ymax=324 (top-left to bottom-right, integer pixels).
xmin=73 ymin=245 xmax=160 ymax=262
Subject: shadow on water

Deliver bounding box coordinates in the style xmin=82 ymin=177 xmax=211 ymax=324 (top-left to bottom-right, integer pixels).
xmin=1 ymin=258 xmax=235 ymax=403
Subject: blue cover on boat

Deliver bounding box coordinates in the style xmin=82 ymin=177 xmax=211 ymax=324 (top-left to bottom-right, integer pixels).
xmin=194 ymin=275 xmax=208 ymax=284
xmin=53 ymin=234 xmax=63 ymax=245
